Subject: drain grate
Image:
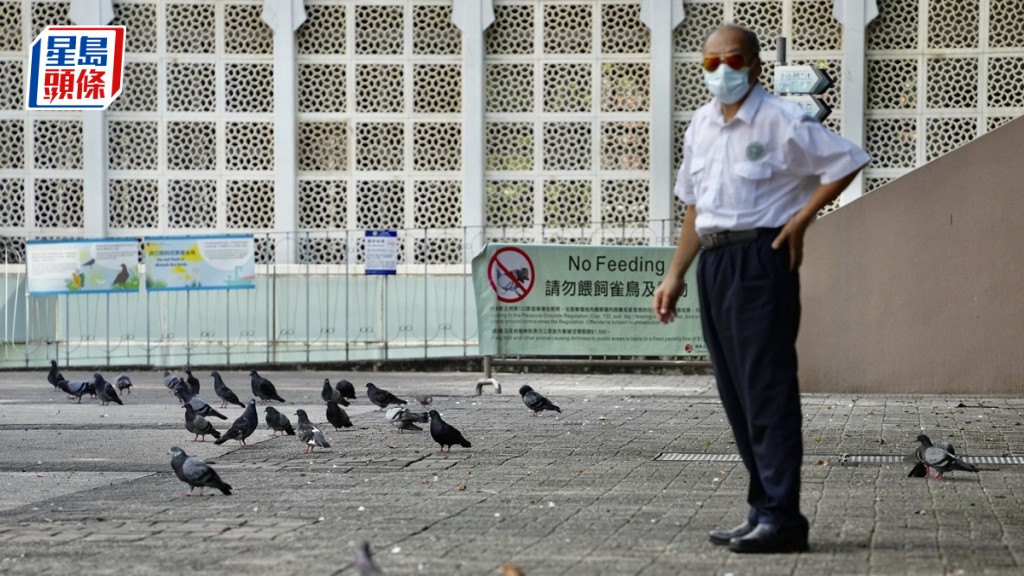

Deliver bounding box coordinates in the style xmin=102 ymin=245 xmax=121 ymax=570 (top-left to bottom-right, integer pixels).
xmin=655 ymin=453 xmax=1024 ymax=466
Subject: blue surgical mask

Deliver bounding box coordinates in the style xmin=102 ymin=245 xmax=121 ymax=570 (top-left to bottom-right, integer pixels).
xmin=703 ymin=66 xmax=751 ymax=105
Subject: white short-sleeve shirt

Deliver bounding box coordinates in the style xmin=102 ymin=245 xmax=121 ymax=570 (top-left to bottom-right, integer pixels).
xmin=674 ymin=84 xmax=871 ymax=236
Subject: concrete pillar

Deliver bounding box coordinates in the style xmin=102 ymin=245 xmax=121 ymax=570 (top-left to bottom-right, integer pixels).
xmin=640 ymin=0 xmax=685 ymax=243
xmin=262 ymin=0 xmax=307 ymax=264
xmin=452 ymin=0 xmax=495 ymax=261
xmin=833 ymin=0 xmax=878 ymax=206
xmin=69 ymin=0 xmax=115 ymax=238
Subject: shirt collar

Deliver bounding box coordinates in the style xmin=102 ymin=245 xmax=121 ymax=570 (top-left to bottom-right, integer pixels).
xmin=710 ymin=83 xmax=766 ymax=125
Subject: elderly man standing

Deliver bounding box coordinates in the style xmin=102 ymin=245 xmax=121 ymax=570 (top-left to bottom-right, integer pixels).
xmin=653 ymin=24 xmax=869 ymax=553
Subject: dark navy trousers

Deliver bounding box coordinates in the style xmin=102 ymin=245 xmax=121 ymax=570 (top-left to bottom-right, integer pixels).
xmin=696 ymin=230 xmax=807 ymax=531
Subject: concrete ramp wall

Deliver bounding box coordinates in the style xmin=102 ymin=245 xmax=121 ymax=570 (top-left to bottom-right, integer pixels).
xmin=798 ymin=117 xmax=1024 ymax=394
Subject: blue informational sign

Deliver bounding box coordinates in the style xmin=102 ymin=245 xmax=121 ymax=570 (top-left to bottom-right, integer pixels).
xmin=26 ymin=238 xmax=140 ymax=295
xmin=364 ymin=230 xmax=398 ymax=275
xmin=26 ymin=26 xmax=125 ymax=110
xmin=144 ymin=235 xmax=255 ymax=291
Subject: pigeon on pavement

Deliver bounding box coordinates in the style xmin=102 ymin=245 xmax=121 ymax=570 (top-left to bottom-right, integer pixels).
xmin=366 ymin=382 xmax=407 ymax=411
xmin=386 ymin=406 xmax=427 ymax=433
xmin=184 ymin=404 xmax=221 ymax=442
xmin=47 ymin=359 xmax=65 ymax=390
xmin=169 ymin=446 xmax=232 ymax=496
xmin=93 ymin=373 xmax=123 ymax=406
xmin=211 ymin=371 xmax=246 ymax=409
xmin=250 ymin=369 xmax=286 ymax=403
xmin=58 ymin=378 xmax=91 ymax=403
xmin=179 ymin=389 xmax=227 ymax=420
xmin=326 ymin=401 xmax=353 ymax=430
xmin=428 ymin=410 xmax=471 ymax=453
xmin=295 ymin=409 xmax=330 ymax=453
xmin=185 ymin=369 xmax=201 ymax=395
xmin=519 ymin=385 xmax=561 ymax=416
xmin=115 ymin=373 xmax=133 ymax=395
xmin=265 ymin=406 xmax=296 ymax=437
xmin=909 ymin=439 xmax=956 ymax=477
xmin=163 ymin=370 xmax=183 ymax=393
xmin=214 ymin=399 xmax=259 ymax=447
xmin=913 ymin=434 xmax=978 ymax=480
xmin=354 ymin=539 xmax=383 ymax=575
xmin=321 ymin=378 xmax=349 ymax=406
xmin=414 ymin=394 xmax=433 ymax=407
xmin=335 ymin=379 xmax=357 ymax=400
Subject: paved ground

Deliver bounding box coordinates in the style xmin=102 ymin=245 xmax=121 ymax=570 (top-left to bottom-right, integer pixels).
xmin=2 ymin=369 xmax=1024 ymax=575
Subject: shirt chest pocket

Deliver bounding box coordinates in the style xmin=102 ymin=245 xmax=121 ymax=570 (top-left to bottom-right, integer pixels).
xmin=729 ymin=160 xmax=773 ymax=209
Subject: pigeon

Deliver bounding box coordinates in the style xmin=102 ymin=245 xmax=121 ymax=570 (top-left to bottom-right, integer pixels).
xmin=185 ymin=369 xmax=201 ymax=395
xmin=321 ymin=378 xmax=348 ymax=406
xmin=428 ymin=410 xmax=471 ymax=453
xmin=250 ymin=369 xmax=286 ymax=403
xmin=414 ymin=394 xmax=433 ymax=407
xmin=112 ymin=263 xmax=130 ymax=288
xmin=58 ymin=378 xmax=91 ymax=403
xmin=214 ymin=399 xmax=259 ymax=447
xmin=519 ymin=385 xmax=561 ymax=416
xmin=335 ymin=379 xmax=357 ymax=400
xmin=354 ymin=539 xmax=383 ymax=575
xmin=93 ymin=373 xmax=123 ymax=406
xmin=211 ymin=371 xmax=246 ymax=408
xmin=265 ymin=406 xmax=296 ymax=437
xmin=366 ymin=382 xmax=407 ymax=411
xmin=913 ymin=434 xmax=978 ymax=480
xmin=386 ymin=406 xmax=427 ymax=433
xmin=295 ymin=409 xmax=330 ymax=453
xmin=47 ymin=359 xmax=65 ymax=390
xmin=326 ymin=401 xmax=353 ymax=430
xmin=178 ymin=389 xmax=228 ymax=420
xmin=115 ymin=373 xmax=133 ymax=395
xmin=184 ymin=404 xmax=221 ymax=442
xmin=909 ymin=439 xmax=956 ymax=477
xmin=170 ymin=379 xmax=193 ymax=405
xmin=163 ymin=370 xmax=184 ymax=394
xmin=169 ymin=446 xmax=232 ymax=496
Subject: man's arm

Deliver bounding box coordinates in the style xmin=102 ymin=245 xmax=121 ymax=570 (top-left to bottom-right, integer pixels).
xmin=653 ymin=204 xmax=702 ymax=324
xmin=771 ymin=167 xmax=863 ymax=271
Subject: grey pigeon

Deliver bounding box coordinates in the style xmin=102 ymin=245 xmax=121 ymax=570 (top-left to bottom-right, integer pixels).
xmin=185 ymin=369 xmax=201 ymax=395
xmin=183 ymin=404 xmax=221 ymax=442
xmin=519 ymin=385 xmax=561 ymax=416
xmin=366 ymin=382 xmax=406 ymax=411
xmin=115 ymin=373 xmax=133 ymax=394
xmin=58 ymin=378 xmax=91 ymax=403
xmin=169 ymin=446 xmax=232 ymax=496
xmin=265 ymin=406 xmax=296 ymax=436
xmin=214 ymin=399 xmax=258 ymax=447
xmin=354 ymin=539 xmax=383 ymax=575
xmin=909 ymin=439 xmax=955 ymax=477
xmin=326 ymin=401 xmax=353 ymax=430
xmin=250 ymin=369 xmax=286 ymax=403
xmin=428 ymin=410 xmax=471 ymax=453
xmin=914 ymin=434 xmax=978 ymax=480
xmin=163 ymin=370 xmax=182 ymax=393
xmin=47 ymin=359 xmax=65 ymax=390
xmin=179 ymin=389 xmax=227 ymax=420
xmin=414 ymin=394 xmax=433 ymax=407
xmin=386 ymin=406 xmax=426 ymax=433
xmin=335 ymin=379 xmax=357 ymax=400
xmin=93 ymin=373 xmax=123 ymax=406
xmin=322 ymin=378 xmax=348 ymax=406
xmin=295 ymin=409 xmax=330 ymax=453
xmin=211 ymin=371 xmax=246 ymax=408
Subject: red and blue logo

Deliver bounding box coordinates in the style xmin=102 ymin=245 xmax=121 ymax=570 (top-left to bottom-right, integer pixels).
xmin=26 ymin=26 xmax=125 ymax=110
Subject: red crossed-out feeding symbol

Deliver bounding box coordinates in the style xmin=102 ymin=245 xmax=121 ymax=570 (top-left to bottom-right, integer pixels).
xmin=487 ymin=247 xmax=535 ymax=303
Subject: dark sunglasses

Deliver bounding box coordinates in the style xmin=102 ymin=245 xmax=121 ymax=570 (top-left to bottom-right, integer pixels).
xmin=702 ymin=53 xmax=748 ymax=72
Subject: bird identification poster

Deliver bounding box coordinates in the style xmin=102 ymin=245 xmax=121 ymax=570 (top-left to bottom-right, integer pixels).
xmin=472 ymin=243 xmax=705 ymax=356
xmin=26 ymin=238 xmax=139 ymax=295
xmin=143 ymin=235 xmax=255 ymax=291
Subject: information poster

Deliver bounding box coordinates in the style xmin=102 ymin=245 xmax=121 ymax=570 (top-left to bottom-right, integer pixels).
xmin=144 ymin=235 xmax=255 ymax=291
xmin=365 ymin=230 xmax=398 ymax=275
xmin=26 ymin=238 xmax=139 ymax=295
xmin=472 ymin=243 xmax=705 ymax=356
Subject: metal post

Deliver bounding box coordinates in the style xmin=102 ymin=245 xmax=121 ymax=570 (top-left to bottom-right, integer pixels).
xmin=105 ymin=292 xmax=110 ymax=365
xmin=776 ymin=36 xmax=787 ymax=66
xmin=305 ymin=235 xmax=310 ymax=363
xmin=225 ymin=289 xmax=231 ymax=366
xmin=382 ymin=274 xmax=388 ymax=360
xmin=423 ymin=227 xmax=428 ymax=360
xmin=186 ymin=288 xmax=191 ymax=366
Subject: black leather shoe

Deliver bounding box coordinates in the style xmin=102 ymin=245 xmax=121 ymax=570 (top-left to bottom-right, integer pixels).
xmin=728 ymin=523 xmax=809 ymax=554
xmin=708 ymin=521 xmax=755 ymax=546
